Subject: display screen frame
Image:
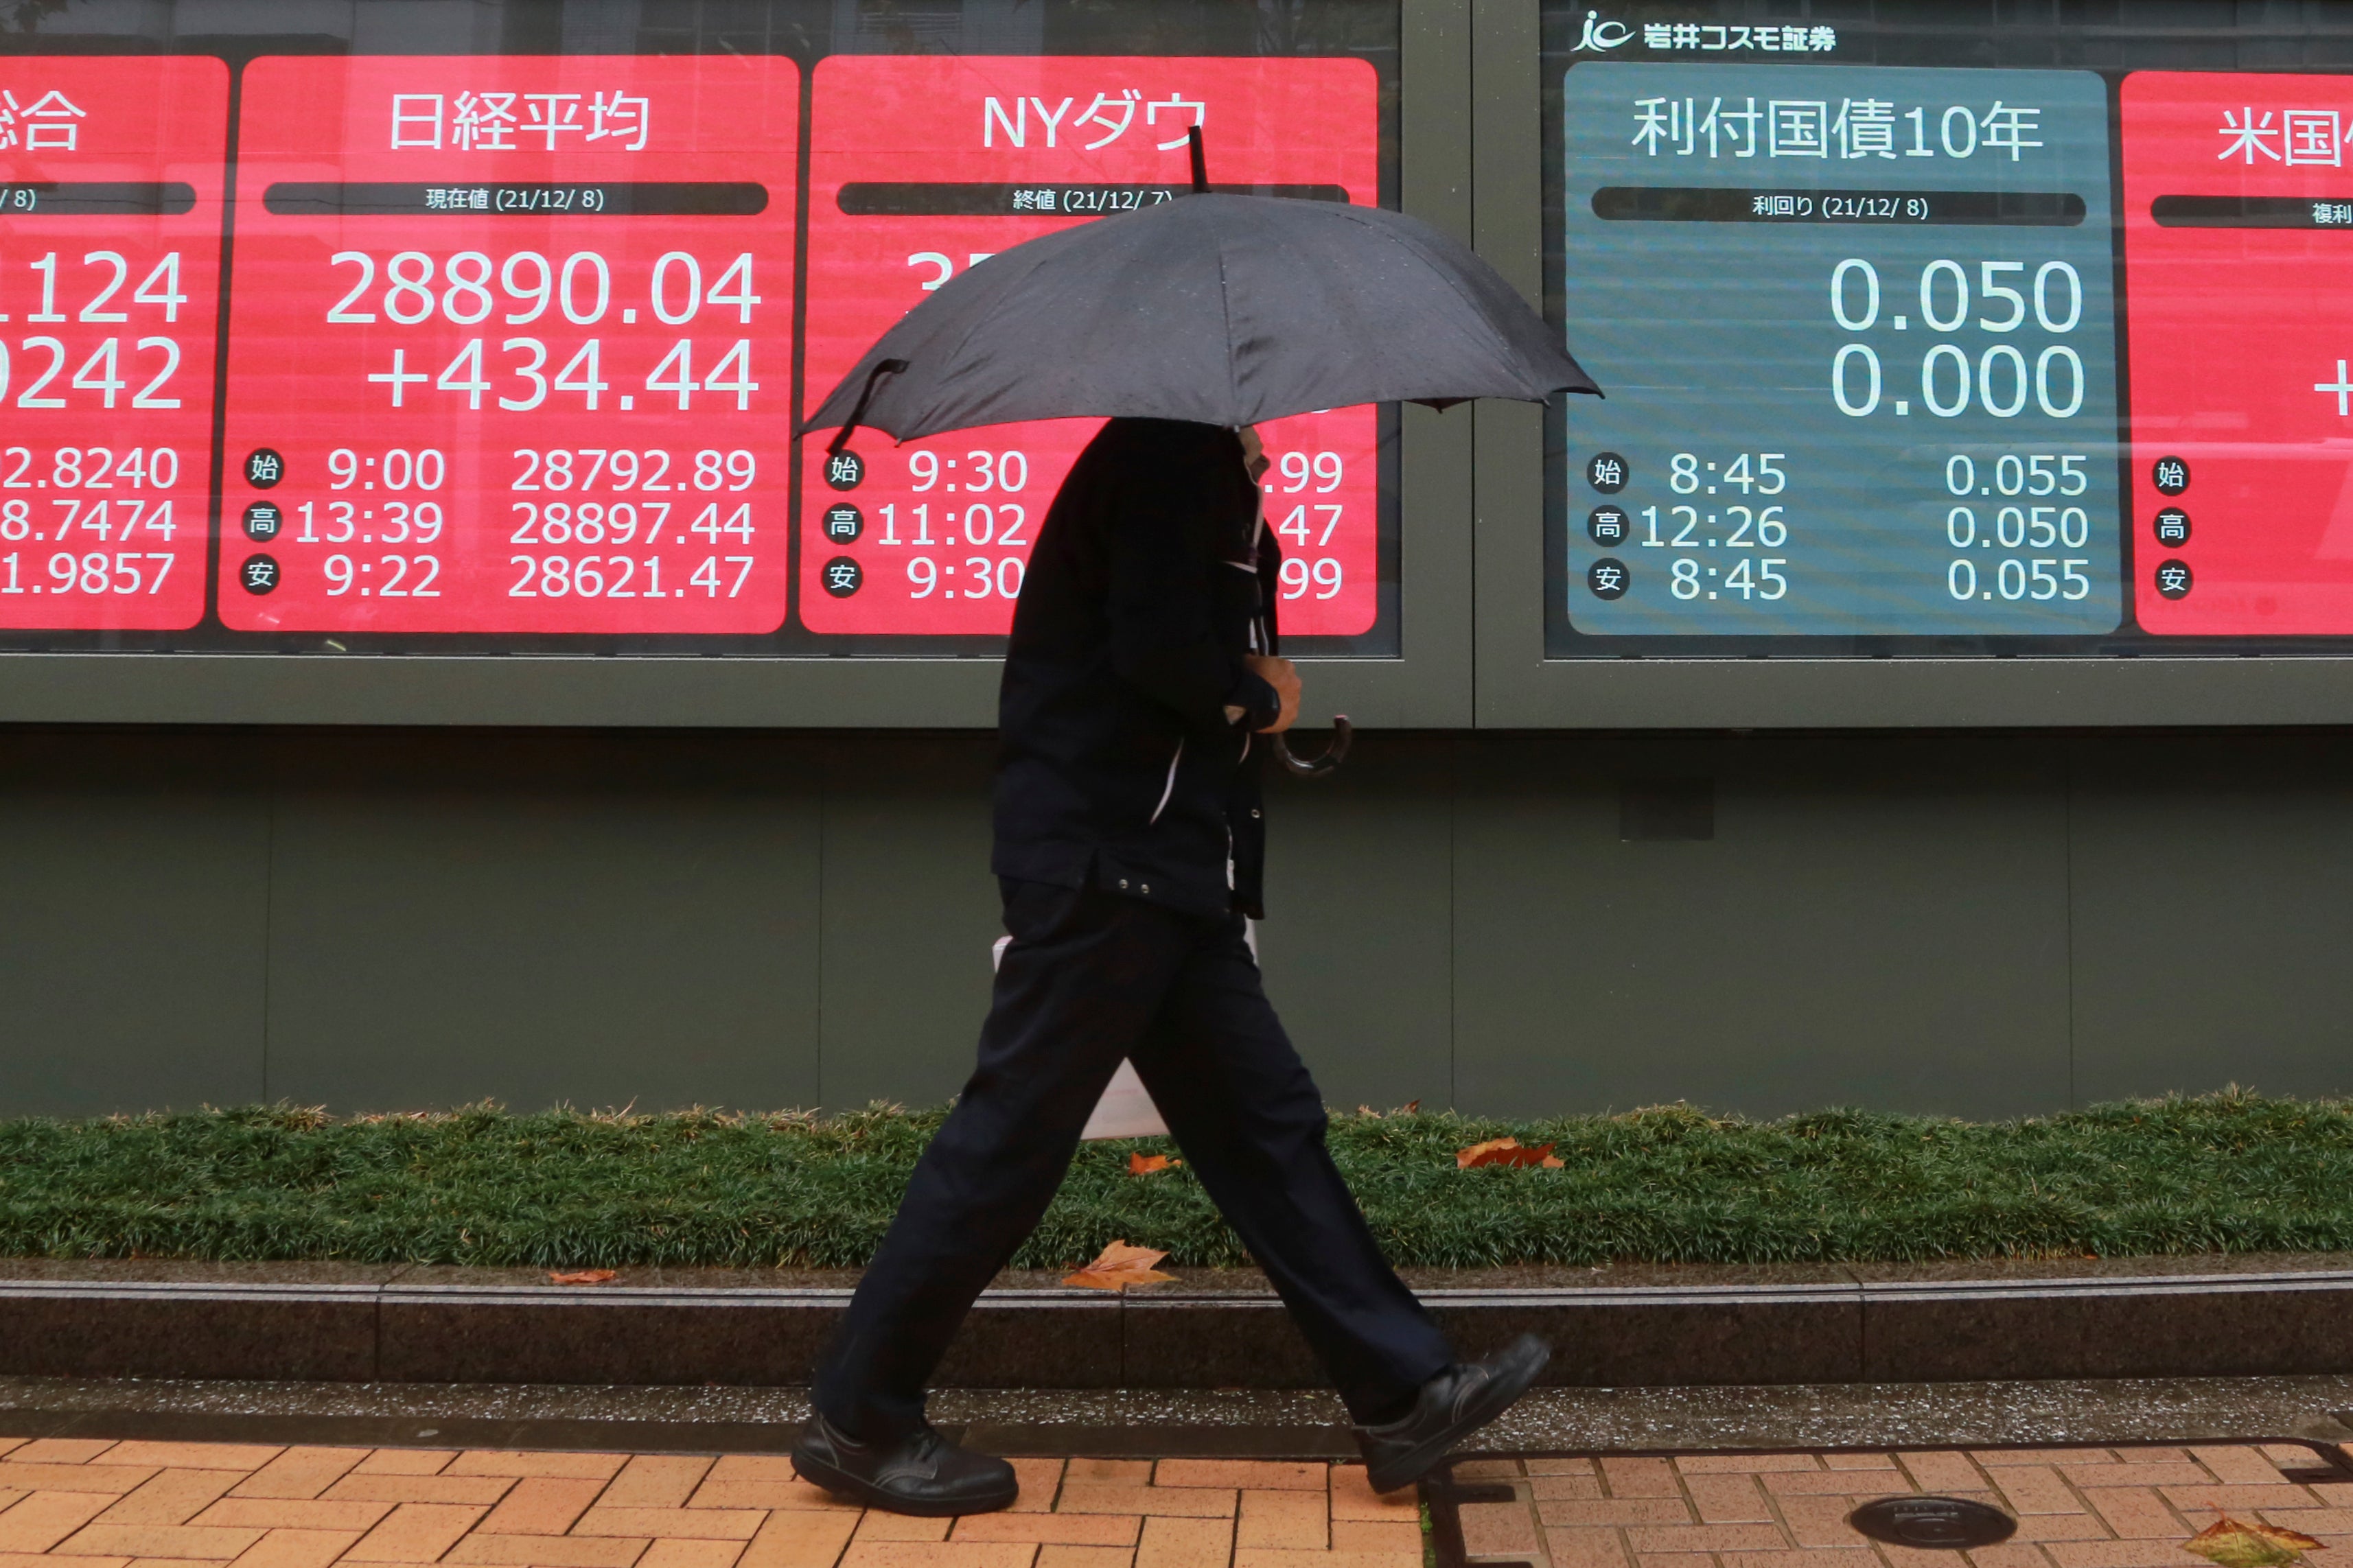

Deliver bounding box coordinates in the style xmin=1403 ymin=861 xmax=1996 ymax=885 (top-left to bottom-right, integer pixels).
xmin=1468 ymin=0 xmax=2353 ymax=728
xmin=23 ymin=0 xmax=2353 ymax=729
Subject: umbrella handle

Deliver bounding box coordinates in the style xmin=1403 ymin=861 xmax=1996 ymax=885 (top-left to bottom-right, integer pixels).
xmin=1272 ymin=716 xmax=1351 ymax=779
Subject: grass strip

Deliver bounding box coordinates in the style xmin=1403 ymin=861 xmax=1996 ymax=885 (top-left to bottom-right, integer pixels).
xmin=0 ymin=1090 xmax=2347 ymax=1270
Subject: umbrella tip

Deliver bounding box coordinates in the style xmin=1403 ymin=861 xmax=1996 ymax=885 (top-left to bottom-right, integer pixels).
xmin=827 ymin=357 xmax=908 ymax=456
xmin=1187 ymin=125 xmax=1208 ymax=195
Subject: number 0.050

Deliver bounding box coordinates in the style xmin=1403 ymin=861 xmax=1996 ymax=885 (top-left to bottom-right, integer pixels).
xmin=1945 ymin=504 xmax=2089 ymax=549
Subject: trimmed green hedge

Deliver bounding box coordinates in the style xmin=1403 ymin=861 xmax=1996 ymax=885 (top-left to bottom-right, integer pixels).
xmin=0 ymin=1091 xmax=2346 ymax=1270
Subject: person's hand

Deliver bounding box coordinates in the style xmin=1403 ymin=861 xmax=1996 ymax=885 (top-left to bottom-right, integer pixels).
xmin=1247 ymin=654 xmax=1300 ymax=733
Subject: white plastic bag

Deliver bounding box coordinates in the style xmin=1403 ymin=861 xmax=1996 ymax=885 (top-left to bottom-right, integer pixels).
xmin=1081 ymin=1057 xmax=1171 ymax=1140
xmin=990 ymin=932 xmax=1173 ymax=1140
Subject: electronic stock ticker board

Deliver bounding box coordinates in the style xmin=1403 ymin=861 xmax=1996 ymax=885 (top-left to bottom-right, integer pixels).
xmin=800 ymin=55 xmax=1381 ymax=644
xmin=0 ymin=45 xmax=1387 ymax=654
xmin=1545 ymin=13 xmax=2353 ymax=659
xmin=223 ymin=56 xmax=800 ymax=638
xmin=13 ymin=18 xmax=2353 ymax=667
xmin=0 ymin=56 xmax=225 ymax=633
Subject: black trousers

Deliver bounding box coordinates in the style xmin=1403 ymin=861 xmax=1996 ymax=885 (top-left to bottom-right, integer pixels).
xmin=813 ymin=878 xmax=1454 ymax=1440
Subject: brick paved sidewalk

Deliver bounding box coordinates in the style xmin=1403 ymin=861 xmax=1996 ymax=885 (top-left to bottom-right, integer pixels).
xmin=9 ymin=1434 xmax=2348 ymax=1568
xmin=1449 ymin=1444 xmax=2353 ymax=1568
xmin=0 ymin=1438 xmax=1422 ymax=1568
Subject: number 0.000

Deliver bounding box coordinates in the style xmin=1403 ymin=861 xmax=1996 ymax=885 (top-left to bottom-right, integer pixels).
xmin=1834 ymin=342 xmax=2083 ymax=419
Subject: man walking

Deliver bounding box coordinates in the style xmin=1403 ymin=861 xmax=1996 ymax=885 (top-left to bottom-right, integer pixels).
xmin=794 ymin=417 xmax=1549 ymax=1517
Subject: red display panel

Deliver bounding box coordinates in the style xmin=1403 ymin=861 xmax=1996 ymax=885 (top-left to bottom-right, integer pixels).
xmin=0 ymin=57 xmax=225 ymax=631
xmin=800 ymin=55 xmax=1380 ymax=637
xmin=2122 ymin=73 xmax=2353 ymax=635
xmin=218 ymin=56 xmax=798 ymax=635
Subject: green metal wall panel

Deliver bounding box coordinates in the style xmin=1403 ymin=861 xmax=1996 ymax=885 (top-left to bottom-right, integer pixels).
xmin=1258 ymin=734 xmax=1458 ymax=1112
xmin=1 ymin=727 xmax=2348 ymax=1121
xmin=814 ymin=736 xmax=1000 ymax=1110
xmin=0 ymin=734 xmax=270 ymax=1115
xmin=2070 ymin=735 xmax=2353 ymax=1105
xmin=1449 ymin=733 xmax=2074 ymax=1120
xmin=259 ymin=734 xmax=824 ymax=1114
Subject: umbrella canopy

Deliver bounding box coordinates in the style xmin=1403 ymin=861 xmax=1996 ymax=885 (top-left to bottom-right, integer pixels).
xmin=802 ymin=191 xmax=1599 ymax=445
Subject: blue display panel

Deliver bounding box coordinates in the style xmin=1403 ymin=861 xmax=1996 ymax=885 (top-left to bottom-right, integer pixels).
xmin=1554 ymin=63 xmax=2121 ymax=641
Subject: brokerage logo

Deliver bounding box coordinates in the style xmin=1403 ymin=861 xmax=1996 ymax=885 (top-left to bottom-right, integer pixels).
xmin=1572 ymin=10 xmax=1634 ymax=51
xmin=1581 ymin=14 xmax=1842 ymax=55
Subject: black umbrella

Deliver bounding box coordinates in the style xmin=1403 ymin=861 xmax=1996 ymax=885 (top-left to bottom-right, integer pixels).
xmin=805 ymin=136 xmax=1598 ymax=445
xmin=804 ymin=134 xmax=1601 ymax=775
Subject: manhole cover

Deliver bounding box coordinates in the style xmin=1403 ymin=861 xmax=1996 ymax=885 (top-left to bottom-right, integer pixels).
xmin=1848 ymin=1496 xmax=2018 ymax=1549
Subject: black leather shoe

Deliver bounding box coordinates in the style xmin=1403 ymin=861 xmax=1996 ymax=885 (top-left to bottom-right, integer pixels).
xmin=1353 ymin=1334 xmax=1553 ymax=1494
xmin=791 ymin=1412 xmax=1019 ymax=1517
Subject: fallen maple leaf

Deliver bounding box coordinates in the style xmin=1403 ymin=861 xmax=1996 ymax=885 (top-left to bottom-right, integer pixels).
xmin=1063 ymin=1239 xmax=1176 ymax=1291
xmin=1128 ymin=1151 xmax=1182 ymax=1175
xmin=1457 ymin=1136 xmax=1562 ymax=1169
xmin=547 ymin=1269 xmax=617 ymax=1286
xmin=2184 ymin=1515 xmax=2324 ymax=1568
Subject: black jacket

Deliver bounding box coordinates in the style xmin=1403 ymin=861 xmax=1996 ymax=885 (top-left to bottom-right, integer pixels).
xmin=991 ymin=419 xmax=1282 ymax=920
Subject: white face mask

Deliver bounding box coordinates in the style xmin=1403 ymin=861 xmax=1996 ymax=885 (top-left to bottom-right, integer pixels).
xmin=1234 ymin=427 xmax=1270 ymax=552
xmin=1237 ymin=425 xmax=1268 ymax=483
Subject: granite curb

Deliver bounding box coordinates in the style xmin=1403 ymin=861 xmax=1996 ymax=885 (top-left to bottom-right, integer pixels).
xmin=4 ymin=1254 xmax=2353 ymax=1387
